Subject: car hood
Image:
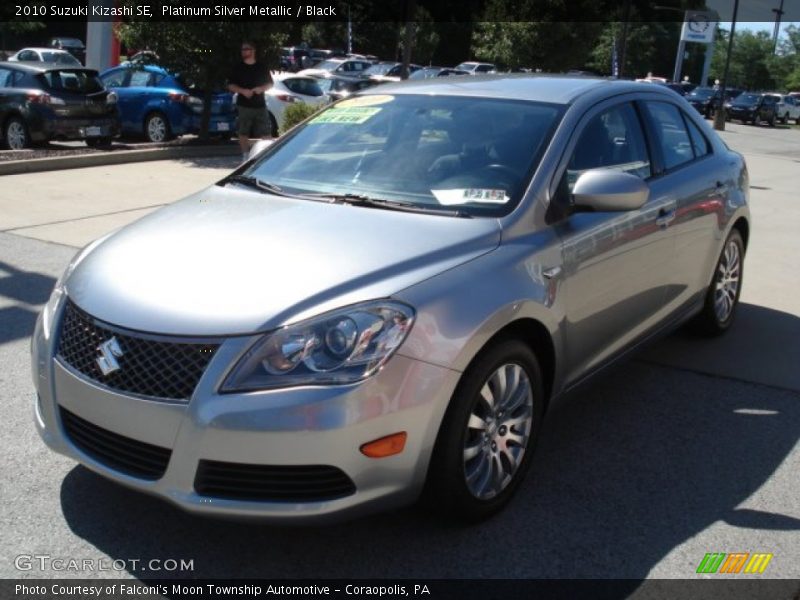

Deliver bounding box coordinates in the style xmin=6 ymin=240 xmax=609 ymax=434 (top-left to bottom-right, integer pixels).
xmin=66 ymin=185 xmax=501 ymax=336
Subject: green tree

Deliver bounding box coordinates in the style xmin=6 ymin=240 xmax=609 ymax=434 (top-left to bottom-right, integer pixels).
xmin=587 ymin=22 xmax=681 ymax=79
xmin=117 ymin=8 xmax=287 ymax=138
xmin=710 ymin=29 xmax=775 ymax=90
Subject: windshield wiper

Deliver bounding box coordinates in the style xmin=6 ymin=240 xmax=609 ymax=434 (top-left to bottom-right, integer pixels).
xmin=303 ymin=192 xmax=472 ymax=218
xmin=223 ymin=175 xmax=296 ymax=197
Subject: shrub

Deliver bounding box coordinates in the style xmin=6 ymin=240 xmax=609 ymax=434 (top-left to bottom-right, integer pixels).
xmin=280 ymin=102 xmax=322 ymax=134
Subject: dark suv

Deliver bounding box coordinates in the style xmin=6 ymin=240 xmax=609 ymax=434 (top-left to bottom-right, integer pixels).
xmin=686 ymin=86 xmax=742 ymax=118
xmin=726 ymin=93 xmax=779 ymax=126
xmin=0 ymin=62 xmax=120 ymax=149
xmin=48 ymin=38 xmax=86 ymax=65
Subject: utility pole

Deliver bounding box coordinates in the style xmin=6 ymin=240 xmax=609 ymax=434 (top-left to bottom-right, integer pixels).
xmin=772 ymin=0 xmax=785 ymax=54
xmin=400 ymin=0 xmax=416 ymax=80
xmin=714 ymin=0 xmax=739 ymax=131
xmin=618 ymin=0 xmax=632 ymax=78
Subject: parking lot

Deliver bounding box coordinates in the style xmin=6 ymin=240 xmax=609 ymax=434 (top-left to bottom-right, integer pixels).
xmin=0 ymin=121 xmax=798 ymax=583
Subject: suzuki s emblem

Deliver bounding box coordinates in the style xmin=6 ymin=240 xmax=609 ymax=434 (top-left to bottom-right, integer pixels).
xmin=96 ymin=337 xmax=124 ymax=376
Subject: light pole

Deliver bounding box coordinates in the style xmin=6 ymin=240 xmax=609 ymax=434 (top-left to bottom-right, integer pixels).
xmin=713 ymin=0 xmax=740 ymax=131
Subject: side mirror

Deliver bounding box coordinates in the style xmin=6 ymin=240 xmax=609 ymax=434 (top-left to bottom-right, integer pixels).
xmin=246 ymin=138 xmax=275 ymax=161
xmin=572 ymin=169 xmax=649 ymax=212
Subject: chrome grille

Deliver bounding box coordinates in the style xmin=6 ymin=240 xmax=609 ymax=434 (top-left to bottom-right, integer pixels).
xmin=56 ymin=300 xmax=220 ymax=401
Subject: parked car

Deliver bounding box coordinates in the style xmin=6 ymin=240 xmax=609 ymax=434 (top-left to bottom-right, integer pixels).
xmin=312 ymin=74 xmax=381 ymax=101
xmin=725 ymin=92 xmax=778 ymax=126
xmin=265 ymin=73 xmax=329 ymax=134
xmin=8 ymin=48 xmax=81 ymax=66
xmin=298 ymin=58 xmax=373 ymax=78
xmin=48 ymin=38 xmax=85 ymax=64
xmin=33 ymin=77 xmax=749 ymax=523
xmin=359 ymin=62 xmax=422 ymax=82
xmin=408 ymin=67 xmax=469 ymax=80
xmin=280 ymin=46 xmax=312 ymax=72
xmin=686 ymin=87 xmax=741 ymax=118
xmin=0 ymin=62 xmax=119 ymax=149
xmin=454 ymin=61 xmax=496 ymax=74
xmin=766 ymin=93 xmax=800 ymax=124
xmin=99 ymin=64 xmax=236 ymax=142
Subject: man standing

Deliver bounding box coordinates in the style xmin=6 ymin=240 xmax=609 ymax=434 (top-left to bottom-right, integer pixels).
xmin=227 ymin=41 xmax=273 ymax=161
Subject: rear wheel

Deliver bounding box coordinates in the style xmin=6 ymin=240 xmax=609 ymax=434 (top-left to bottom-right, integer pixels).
xmin=691 ymin=229 xmax=744 ymax=336
xmin=144 ymin=112 xmax=171 ymax=143
xmin=4 ymin=117 xmax=29 ymax=150
xmin=424 ymin=339 xmax=545 ymax=521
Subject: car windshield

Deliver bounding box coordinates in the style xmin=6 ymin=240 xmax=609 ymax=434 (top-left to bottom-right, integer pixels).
xmin=314 ymin=60 xmax=343 ymax=71
xmin=41 ymin=51 xmax=81 ymax=65
xmin=38 ymin=69 xmax=103 ymax=94
xmin=56 ymin=38 xmax=84 ymax=48
xmin=734 ymin=94 xmax=760 ymax=105
xmin=363 ymin=63 xmax=396 ymax=76
xmin=688 ymin=87 xmax=715 ymax=99
xmin=242 ymin=94 xmax=563 ymax=217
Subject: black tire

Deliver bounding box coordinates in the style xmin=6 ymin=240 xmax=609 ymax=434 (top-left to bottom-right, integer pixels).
xmin=85 ymin=137 xmax=112 ymax=148
xmin=690 ymin=229 xmax=745 ymax=336
xmin=4 ymin=116 xmax=29 ymax=150
xmin=424 ymin=339 xmax=545 ymax=521
xmin=144 ymin=112 xmax=172 ymax=143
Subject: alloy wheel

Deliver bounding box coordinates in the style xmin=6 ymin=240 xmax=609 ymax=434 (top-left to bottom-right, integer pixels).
xmin=6 ymin=120 xmax=27 ymax=150
xmin=463 ymin=363 xmax=534 ymax=500
xmin=714 ymin=238 xmax=741 ymax=323
xmin=146 ymin=115 xmax=167 ymax=142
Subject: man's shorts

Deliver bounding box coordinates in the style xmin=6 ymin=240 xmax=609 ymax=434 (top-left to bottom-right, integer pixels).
xmin=237 ymin=105 xmax=269 ymax=137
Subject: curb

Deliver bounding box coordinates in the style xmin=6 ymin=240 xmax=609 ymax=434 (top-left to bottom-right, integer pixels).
xmin=0 ymin=144 xmax=241 ymax=176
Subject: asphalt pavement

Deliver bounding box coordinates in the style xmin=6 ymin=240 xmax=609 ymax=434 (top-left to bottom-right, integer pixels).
xmin=0 ymin=123 xmax=798 ymax=586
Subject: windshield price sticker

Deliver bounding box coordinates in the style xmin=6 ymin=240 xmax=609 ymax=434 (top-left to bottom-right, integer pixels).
xmin=432 ymin=188 xmax=510 ymax=205
xmin=311 ymin=106 xmax=382 ymax=125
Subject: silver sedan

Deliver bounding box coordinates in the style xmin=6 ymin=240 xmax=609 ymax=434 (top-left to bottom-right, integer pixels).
xmin=32 ymin=76 xmax=749 ymax=523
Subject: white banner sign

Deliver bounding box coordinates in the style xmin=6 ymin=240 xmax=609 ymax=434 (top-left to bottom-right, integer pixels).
xmin=681 ymin=11 xmax=717 ymax=44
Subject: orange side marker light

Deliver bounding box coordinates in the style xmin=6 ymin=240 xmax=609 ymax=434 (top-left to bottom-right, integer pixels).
xmin=360 ymin=432 xmax=407 ymax=458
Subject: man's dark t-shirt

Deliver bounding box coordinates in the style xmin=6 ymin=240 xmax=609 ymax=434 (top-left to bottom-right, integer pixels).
xmin=228 ymin=61 xmax=271 ymax=108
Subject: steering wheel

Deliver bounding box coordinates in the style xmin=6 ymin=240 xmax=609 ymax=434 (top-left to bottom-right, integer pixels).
xmin=476 ymin=163 xmax=519 ymax=182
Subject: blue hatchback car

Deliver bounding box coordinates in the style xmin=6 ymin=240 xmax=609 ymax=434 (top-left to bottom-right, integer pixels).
xmin=99 ymin=64 xmax=236 ymax=142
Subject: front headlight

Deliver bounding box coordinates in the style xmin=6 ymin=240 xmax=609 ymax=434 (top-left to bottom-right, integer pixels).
xmin=222 ymin=300 xmax=415 ymax=392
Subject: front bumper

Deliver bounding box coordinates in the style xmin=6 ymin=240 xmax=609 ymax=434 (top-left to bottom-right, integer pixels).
xmin=32 ymin=299 xmax=459 ymax=523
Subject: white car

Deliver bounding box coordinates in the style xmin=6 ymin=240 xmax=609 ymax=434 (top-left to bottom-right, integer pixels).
xmin=8 ymin=47 xmax=81 ymax=66
xmin=297 ymin=58 xmax=373 ymax=79
xmin=265 ymin=73 xmax=330 ymax=134
xmin=454 ymin=61 xmax=497 ymax=74
xmin=767 ymin=94 xmax=800 ymax=124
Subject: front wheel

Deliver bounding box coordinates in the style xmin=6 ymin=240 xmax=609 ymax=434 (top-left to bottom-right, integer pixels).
xmin=690 ymin=229 xmax=744 ymax=336
xmin=424 ymin=339 xmax=545 ymax=521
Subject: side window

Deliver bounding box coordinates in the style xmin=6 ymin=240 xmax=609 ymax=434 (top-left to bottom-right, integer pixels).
xmin=19 ymin=51 xmax=38 ymax=61
xmin=0 ymin=68 xmax=11 ymax=87
xmin=683 ymin=115 xmax=710 ymax=159
xmin=643 ymin=101 xmax=694 ymax=170
xmin=565 ymin=102 xmax=651 ymax=192
xmin=101 ymin=69 xmax=127 ymax=88
xmin=128 ymin=70 xmax=152 ymax=87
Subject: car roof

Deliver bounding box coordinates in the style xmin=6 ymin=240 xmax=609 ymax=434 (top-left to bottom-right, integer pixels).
xmin=362 ymin=74 xmax=670 ymax=105
xmin=14 ymin=47 xmax=74 ymax=53
xmin=0 ymin=61 xmax=95 ymax=73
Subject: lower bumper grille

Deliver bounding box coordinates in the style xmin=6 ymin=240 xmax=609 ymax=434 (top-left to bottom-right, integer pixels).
xmin=194 ymin=460 xmax=356 ymax=502
xmin=59 ymin=407 xmax=171 ymax=480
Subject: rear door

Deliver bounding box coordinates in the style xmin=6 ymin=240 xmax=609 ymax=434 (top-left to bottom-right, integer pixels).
xmin=638 ymin=100 xmax=727 ymax=314
xmin=38 ymin=69 xmax=113 ymax=119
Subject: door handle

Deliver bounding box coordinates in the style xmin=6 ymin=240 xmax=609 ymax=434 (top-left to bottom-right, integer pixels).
xmin=655 ymin=208 xmax=676 ymax=228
